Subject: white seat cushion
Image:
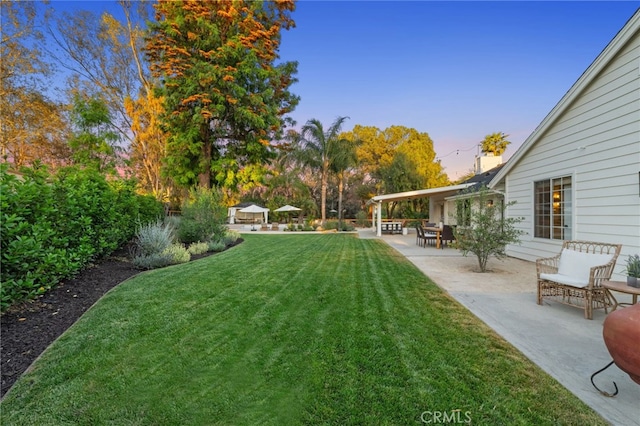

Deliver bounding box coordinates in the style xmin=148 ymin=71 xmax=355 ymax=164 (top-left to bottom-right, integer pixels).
xmin=557 ymin=249 xmax=613 ymax=283
xmin=540 ymin=273 xmax=588 ymax=288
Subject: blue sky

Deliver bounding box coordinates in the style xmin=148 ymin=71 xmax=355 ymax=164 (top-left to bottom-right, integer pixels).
xmin=277 ymin=1 xmax=639 ymax=178
xmin=46 ymin=1 xmax=638 ymax=179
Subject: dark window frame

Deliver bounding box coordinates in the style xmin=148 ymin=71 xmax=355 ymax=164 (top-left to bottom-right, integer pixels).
xmin=534 ymin=176 xmax=572 ymax=240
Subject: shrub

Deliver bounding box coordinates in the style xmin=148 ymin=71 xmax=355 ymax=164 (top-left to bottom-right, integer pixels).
xmin=340 ymin=222 xmax=355 ymax=232
xmin=323 ymin=220 xmax=338 ymax=230
xmin=187 ymin=241 xmax=209 ymax=255
xmin=355 ymin=211 xmax=371 ymax=228
xmin=453 ymin=186 xmax=525 ymax=272
xmin=132 ymin=242 xmax=191 ymax=270
xmin=208 ymin=240 xmax=226 ymax=252
xmin=162 ymin=243 xmax=190 ymax=265
xmin=224 ymin=229 xmax=240 ymax=245
xmin=324 ymin=220 xmax=355 ymax=232
xmin=177 ymin=187 xmax=226 ymax=244
xmin=0 ymin=163 xmax=163 ymax=311
xmin=133 ymin=220 xmax=174 ymax=257
xmin=132 ymin=252 xmax=174 ymax=270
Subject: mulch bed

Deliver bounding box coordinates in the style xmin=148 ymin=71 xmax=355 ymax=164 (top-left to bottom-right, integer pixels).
xmin=0 ymin=239 xmax=243 ymax=398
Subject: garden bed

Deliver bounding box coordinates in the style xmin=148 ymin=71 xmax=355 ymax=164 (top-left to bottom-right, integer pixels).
xmin=0 ymin=240 xmax=242 ymax=398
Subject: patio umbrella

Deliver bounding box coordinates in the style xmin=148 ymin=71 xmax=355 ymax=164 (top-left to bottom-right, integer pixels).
xmin=274 ymin=204 xmax=301 ymax=223
xmin=239 ymin=204 xmax=269 ymax=225
xmin=274 ymin=204 xmax=301 ymax=213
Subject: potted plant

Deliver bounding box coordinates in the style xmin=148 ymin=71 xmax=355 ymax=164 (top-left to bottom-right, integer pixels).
xmin=623 ymin=254 xmax=640 ymax=288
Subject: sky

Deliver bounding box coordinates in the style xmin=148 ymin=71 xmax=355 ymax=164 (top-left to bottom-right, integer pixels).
xmin=276 ymin=1 xmax=639 ymax=179
xmin=44 ymin=1 xmax=639 ymax=180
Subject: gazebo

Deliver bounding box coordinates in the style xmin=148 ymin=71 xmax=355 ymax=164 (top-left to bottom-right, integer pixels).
xmin=228 ymin=202 xmax=269 ymax=224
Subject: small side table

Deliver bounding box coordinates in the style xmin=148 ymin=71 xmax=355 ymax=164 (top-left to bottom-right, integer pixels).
xmin=602 ymin=280 xmax=640 ymax=311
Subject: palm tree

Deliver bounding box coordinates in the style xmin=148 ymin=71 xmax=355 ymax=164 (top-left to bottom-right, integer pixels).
xmin=481 ymin=132 xmax=511 ymax=156
xmin=330 ymin=135 xmax=359 ymax=230
xmin=296 ymin=116 xmax=349 ymax=225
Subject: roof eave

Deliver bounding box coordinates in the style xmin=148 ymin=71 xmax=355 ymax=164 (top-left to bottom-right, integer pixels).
xmin=368 ymin=183 xmax=475 ymax=204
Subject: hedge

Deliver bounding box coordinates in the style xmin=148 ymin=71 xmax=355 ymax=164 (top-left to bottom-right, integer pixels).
xmin=0 ymin=164 xmax=163 ymax=311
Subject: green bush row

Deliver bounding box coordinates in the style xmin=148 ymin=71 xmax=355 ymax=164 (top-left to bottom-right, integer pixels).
xmin=0 ymin=164 xmax=163 ymax=311
xmin=130 ymin=188 xmax=232 ymax=270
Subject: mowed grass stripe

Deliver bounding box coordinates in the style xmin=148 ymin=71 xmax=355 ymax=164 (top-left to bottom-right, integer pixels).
xmin=1 ymin=234 xmax=606 ymax=425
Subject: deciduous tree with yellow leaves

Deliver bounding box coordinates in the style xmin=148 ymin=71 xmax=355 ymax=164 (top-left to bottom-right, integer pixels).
xmin=1 ymin=1 xmax=70 ymax=169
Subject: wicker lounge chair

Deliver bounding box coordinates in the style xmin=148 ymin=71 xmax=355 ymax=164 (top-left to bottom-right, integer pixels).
xmin=536 ymin=240 xmax=621 ymax=319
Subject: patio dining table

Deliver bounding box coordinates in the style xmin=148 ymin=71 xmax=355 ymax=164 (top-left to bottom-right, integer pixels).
xmin=423 ymin=226 xmax=442 ymax=249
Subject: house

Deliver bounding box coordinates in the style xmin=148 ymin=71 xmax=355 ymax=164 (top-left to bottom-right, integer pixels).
xmin=444 ymin=163 xmax=506 ymax=227
xmin=368 ymin=153 xmax=506 ymax=234
xmin=489 ymin=8 xmax=640 ymax=279
xmin=369 ymin=9 xmax=639 ymax=280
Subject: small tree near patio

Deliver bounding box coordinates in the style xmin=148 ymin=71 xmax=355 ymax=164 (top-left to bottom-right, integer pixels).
xmin=454 ymin=186 xmax=525 ymax=272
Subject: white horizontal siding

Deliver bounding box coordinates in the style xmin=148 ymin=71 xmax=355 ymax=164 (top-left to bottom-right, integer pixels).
xmin=503 ymin=27 xmax=640 ymax=280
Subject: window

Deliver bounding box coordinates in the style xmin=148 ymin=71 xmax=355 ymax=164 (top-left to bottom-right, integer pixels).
xmin=534 ymin=176 xmax=572 ymax=240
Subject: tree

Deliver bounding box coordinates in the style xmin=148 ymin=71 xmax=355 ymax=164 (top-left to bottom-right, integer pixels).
xmin=68 ymin=94 xmax=122 ymax=174
xmin=344 ymin=125 xmax=395 ymax=177
xmin=296 ymin=116 xmax=349 ymax=225
xmin=43 ymin=2 xmax=177 ymax=198
xmin=394 ymin=127 xmax=449 ymax=187
xmin=377 ymin=152 xmax=424 ymax=218
xmin=345 ymin=125 xmax=449 ymax=191
xmin=481 ymin=132 xmax=511 ymax=156
xmin=145 ymin=0 xmax=299 ymax=189
xmin=124 ymin=90 xmax=172 ymax=200
xmin=344 ymin=125 xmax=449 ymax=218
xmin=1 ymin=90 xmax=71 ymax=169
xmin=0 ymin=1 xmax=70 ymax=169
xmin=331 ymin=135 xmax=359 ymax=230
xmin=453 ymin=186 xmax=525 ymax=272
xmin=46 ymin=2 xmax=152 ymax=143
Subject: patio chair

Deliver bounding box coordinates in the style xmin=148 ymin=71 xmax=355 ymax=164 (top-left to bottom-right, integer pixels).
xmin=270 ymin=222 xmax=279 ymax=231
xmin=440 ymin=225 xmax=455 ymax=249
xmin=423 ymin=228 xmax=438 ymax=247
xmin=415 ymin=225 xmax=428 ymax=247
xmin=536 ymin=240 xmax=621 ymax=319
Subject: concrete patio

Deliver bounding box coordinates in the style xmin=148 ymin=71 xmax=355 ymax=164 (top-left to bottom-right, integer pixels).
xmin=361 ymin=228 xmax=639 ymax=426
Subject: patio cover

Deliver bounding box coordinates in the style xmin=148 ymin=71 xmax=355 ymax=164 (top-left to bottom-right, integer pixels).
xmin=367 ymin=183 xmax=475 ymax=237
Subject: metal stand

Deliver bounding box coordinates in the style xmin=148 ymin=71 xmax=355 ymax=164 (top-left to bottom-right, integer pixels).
xmin=590 ymin=360 xmax=619 ymax=397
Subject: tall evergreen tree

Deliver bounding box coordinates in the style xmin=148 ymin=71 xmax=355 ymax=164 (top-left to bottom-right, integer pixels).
xmin=145 ymin=0 xmax=299 ymax=188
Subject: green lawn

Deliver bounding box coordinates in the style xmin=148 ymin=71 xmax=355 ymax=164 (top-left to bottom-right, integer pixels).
xmin=1 ymin=234 xmax=605 ymax=425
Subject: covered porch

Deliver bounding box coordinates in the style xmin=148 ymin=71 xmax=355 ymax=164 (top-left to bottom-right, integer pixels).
xmin=367 ymin=183 xmax=474 ymax=237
